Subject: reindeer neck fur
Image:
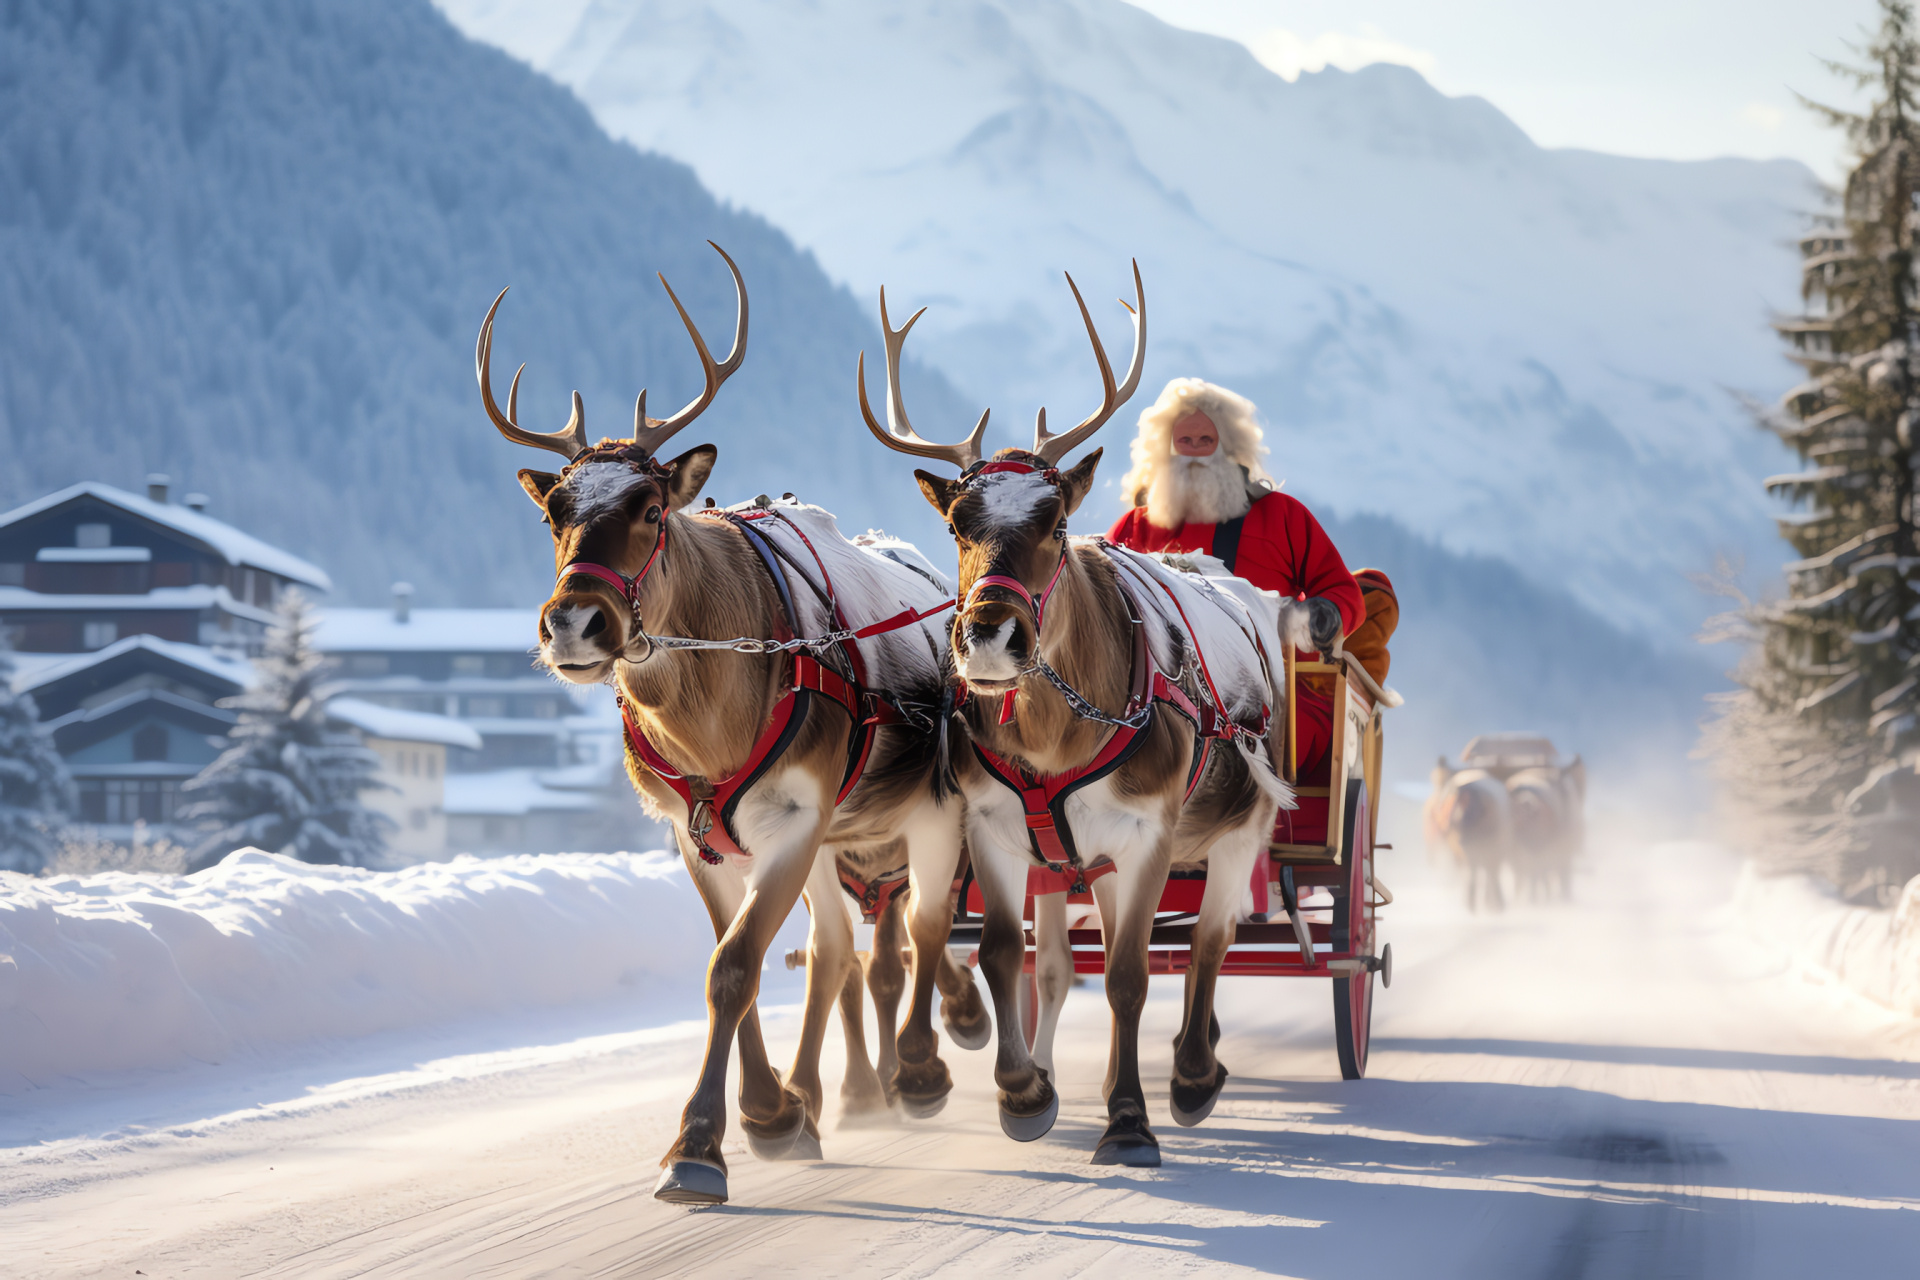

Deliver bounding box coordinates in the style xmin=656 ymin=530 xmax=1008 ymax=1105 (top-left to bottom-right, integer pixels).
xmin=614 ymin=511 xmax=791 ymax=779
xmin=967 ymin=542 xmax=1134 ymax=775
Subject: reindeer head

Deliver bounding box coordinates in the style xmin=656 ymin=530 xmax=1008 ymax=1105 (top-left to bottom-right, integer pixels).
xmin=476 ymin=242 xmax=747 ymax=684
xmin=858 ymin=264 xmax=1146 ymax=689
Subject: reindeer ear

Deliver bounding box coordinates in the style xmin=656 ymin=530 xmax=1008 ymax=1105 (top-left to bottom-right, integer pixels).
xmin=662 ymin=445 xmax=718 ymax=511
xmin=915 ymin=470 xmax=962 ymax=517
xmin=1058 ymin=447 xmax=1102 ymax=516
xmin=518 ymin=470 xmax=561 ymax=507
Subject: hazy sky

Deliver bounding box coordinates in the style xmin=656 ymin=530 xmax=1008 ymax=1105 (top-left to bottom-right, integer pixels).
xmin=1123 ymin=0 xmax=1879 ymax=180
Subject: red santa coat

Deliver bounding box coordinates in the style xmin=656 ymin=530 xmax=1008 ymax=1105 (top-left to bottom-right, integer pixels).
xmin=1106 ymin=491 xmax=1364 ymax=641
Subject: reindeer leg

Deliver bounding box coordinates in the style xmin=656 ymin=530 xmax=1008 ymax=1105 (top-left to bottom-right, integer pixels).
xmin=779 ymin=848 xmax=854 ymax=1149
xmin=1171 ymin=829 xmax=1262 ymax=1127
xmin=893 ymin=797 xmax=965 ymax=1118
xmin=1094 ymin=835 xmax=1173 ymax=1167
xmin=836 ymin=952 xmax=891 ymax=1125
xmin=1029 ymin=890 xmax=1074 ymax=1079
xmin=866 ymin=889 xmax=908 ymax=1105
xmin=934 ymin=867 xmax=991 ymax=1051
xmin=969 ymin=834 xmax=1057 ymax=1140
xmin=655 ymin=807 xmax=824 ymax=1205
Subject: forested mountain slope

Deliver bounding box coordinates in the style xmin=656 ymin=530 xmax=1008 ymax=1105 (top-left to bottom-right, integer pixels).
xmin=0 ymin=0 xmax=967 ymax=604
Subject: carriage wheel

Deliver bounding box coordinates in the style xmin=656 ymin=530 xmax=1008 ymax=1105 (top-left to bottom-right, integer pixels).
xmin=1331 ymin=778 xmax=1374 ymax=1080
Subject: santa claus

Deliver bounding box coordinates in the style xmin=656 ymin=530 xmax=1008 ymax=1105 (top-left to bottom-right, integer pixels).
xmin=1107 ymin=378 xmax=1391 ymax=777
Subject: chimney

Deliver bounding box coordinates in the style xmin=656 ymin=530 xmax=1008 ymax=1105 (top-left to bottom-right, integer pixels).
xmin=183 ymin=493 xmax=209 ymax=512
xmin=392 ymin=581 xmax=414 ymax=624
xmin=146 ymin=473 xmax=171 ymax=504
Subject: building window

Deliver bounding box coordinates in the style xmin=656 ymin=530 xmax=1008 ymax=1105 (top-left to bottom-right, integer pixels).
xmin=451 ymin=655 xmax=485 ymax=676
xmin=349 ymin=654 xmax=390 ymax=676
xmin=82 ymin=620 xmax=117 ymax=650
xmin=132 ymin=724 xmax=168 ymax=762
xmin=0 ymin=564 xmax=21 ymax=586
xmin=465 ymin=696 xmax=505 ymax=718
xmin=77 ymin=778 xmax=179 ymax=824
xmin=75 ymin=523 xmax=111 ymax=549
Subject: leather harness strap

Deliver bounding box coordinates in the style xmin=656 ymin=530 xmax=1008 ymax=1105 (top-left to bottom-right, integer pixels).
xmin=614 ymin=507 xmax=920 ymax=864
xmin=965 ymin=569 xmax=1230 ymax=876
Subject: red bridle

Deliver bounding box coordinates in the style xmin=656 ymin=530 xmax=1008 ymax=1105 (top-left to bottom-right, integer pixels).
xmin=957 ymin=459 xmax=1070 ymax=633
xmin=558 ymin=515 xmax=668 ymax=621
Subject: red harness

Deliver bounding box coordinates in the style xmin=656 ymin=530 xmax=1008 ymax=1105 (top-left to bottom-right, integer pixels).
xmin=596 ymin=506 xmax=949 ymax=863
xmin=963 ymin=545 xmax=1252 ymax=876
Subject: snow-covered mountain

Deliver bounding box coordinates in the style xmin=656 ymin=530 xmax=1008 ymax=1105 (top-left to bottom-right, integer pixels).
xmin=440 ymin=0 xmax=1815 ymax=641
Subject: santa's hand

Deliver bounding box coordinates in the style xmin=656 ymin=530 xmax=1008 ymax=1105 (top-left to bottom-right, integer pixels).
xmin=1279 ymin=597 xmax=1344 ymax=653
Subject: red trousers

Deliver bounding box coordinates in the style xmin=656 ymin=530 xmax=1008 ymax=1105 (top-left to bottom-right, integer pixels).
xmin=1294 ymin=684 xmax=1335 ymax=779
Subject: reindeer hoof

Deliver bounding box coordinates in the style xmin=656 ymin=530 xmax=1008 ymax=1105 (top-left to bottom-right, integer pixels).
xmin=998 ymin=1084 xmax=1059 ymax=1142
xmin=1169 ymin=1062 xmax=1229 ymax=1128
xmin=942 ymin=1006 xmax=992 ymax=1051
xmin=743 ymin=1111 xmax=815 ymax=1162
xmin=654 ymin=1160 xmax=728 ymax=1205
xmin=898 ymin=1089 xmax=949 ymax=1119
xmin=1093 ymin=1112 xmax=1160 ymax=1166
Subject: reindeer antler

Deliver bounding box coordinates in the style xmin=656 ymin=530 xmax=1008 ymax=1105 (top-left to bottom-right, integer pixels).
xmin=1032 ymin=260 xmax=1147 ymax=464
xmin=632 ymin=241 xmax=749 ymax=457
xmin=858 ymin=288 xmax=989 ymax=472
xmin=477 ymin=287 xmax=590 ymax=461
xmin=476 ymin=242 xmax=748 ymax=464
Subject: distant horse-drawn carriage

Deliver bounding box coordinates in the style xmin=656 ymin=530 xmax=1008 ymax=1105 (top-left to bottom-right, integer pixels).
xmin=1427 ymin=733 xmax=1585 ymax=909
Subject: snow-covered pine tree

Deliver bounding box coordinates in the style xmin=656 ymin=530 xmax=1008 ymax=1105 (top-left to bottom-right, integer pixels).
xmin=1712 ymin=1 xmax=1920 ymax=898
xmin=0 ymin=632 xmax=74 ymax=873
xmin=181 ymin=591 xmax=390 ymax=871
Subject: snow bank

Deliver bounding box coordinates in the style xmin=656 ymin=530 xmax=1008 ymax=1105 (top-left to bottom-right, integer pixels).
xmin=0 ymin=850 xmax=711 ymax=1093
xmin=1733 ymin=863 xmax=1920 ymax=1016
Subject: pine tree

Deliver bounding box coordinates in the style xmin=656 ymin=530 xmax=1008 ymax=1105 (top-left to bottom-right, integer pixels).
xmin=181 ymin=591 xmax=391 ymax=871
xmin=1716 ymin=1 xmax=1920 ymax=898
xmin=0 ymin=632 xmax=74 ymax=873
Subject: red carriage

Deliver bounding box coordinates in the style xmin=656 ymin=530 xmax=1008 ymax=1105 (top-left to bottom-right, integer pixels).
xmin=945 ymin=640 xmax=1395 ymax=1079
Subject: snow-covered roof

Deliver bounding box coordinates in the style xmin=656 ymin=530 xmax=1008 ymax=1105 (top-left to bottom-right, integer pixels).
xmin=443 ymin=768 xmax=604 ymax=816
xmin=13 ymin=634 xmax=253 ymax=694
xmin=327 ymin=697 xmax=484 ymax=749
xmin=0 ymin=584 xmax=281 ymax=623
xmin=314 ymin=608 xmax=538 ymax=653
xmin=0 ymin=483 xmax=331 ymax=590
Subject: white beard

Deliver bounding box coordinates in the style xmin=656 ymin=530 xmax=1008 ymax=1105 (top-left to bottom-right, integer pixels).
xmin=1143 ymin=452 xmax=1251 ymax=530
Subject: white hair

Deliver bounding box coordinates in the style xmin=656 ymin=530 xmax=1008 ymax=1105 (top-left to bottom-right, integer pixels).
xmin=1119 ymin=378 xmax=1274 ymax=509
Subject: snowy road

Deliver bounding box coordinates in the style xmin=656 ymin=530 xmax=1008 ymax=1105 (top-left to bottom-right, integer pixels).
xmin=5 ymin=829 xmax=1919 ymax=1278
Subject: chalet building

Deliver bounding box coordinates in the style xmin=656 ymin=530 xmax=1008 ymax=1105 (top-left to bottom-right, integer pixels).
xmin=0 ymin=477 xmax=330 ymax=655
xmin=16 ymin=635 xmax=248 ymax=836
xmin=313 ymin=588 xmax=640 ymax=853
xmin=326 ymin=698 xmax=482 ymax=861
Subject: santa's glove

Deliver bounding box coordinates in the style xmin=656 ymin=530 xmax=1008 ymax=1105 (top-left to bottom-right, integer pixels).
xmin=1280 ymin=597 xmax=1345 ymax=653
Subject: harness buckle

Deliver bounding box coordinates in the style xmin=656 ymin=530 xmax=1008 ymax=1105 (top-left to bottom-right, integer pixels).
xmin=687 ymin=799 xmax=725 ymax=865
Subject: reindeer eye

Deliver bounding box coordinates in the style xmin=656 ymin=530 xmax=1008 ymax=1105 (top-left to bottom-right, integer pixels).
xmin=645 ymin=505 xmax=662 ymax=524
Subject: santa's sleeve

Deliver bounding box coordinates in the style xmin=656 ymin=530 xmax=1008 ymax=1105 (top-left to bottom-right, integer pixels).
xmin=1106 ymin=507 xmax=1145 ymax=547
xmin=1237 ymin=495 xmax=1365 ymax=638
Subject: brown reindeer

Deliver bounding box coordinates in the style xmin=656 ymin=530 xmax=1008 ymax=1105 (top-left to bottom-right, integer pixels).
xmin=857 ymin=265 xmax=1295 ymax=1166
xmin=475 ymin=243 xmax=978 ymax=1206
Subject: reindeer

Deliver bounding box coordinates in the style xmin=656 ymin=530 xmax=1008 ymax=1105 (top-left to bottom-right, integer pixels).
xmin=475 ymin=243 xmax=982 ymax=1206
xmin=1508 ymin=759 xmax=1584 ymax=900
xmin=1425 ymin=761 xmax=1513 ymax=911
xmin=856 ymin=264 xmax=1296 ymax=1167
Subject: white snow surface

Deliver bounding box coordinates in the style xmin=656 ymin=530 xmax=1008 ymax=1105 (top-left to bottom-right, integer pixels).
xmin=437 ymin=0 xmax=1812 ymax=641
xmin=4 ymin=828 xmax=1918 ymax=1276
xmin=1736 ymin=864 xmax=1920 ymax=1017
xmin=0 ymin=849 xmax=708 ymax=1094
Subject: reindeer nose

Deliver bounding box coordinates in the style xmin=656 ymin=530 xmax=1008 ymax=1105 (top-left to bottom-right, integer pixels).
xmin=580 ymin=607 xmax=606 ymax=639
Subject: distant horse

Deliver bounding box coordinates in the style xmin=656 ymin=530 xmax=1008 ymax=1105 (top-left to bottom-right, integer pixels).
xmin=1507 ymin=760 xmax=1584 ymax=901
xmin=1425 ymin=761 xmax=1512 ymax=911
